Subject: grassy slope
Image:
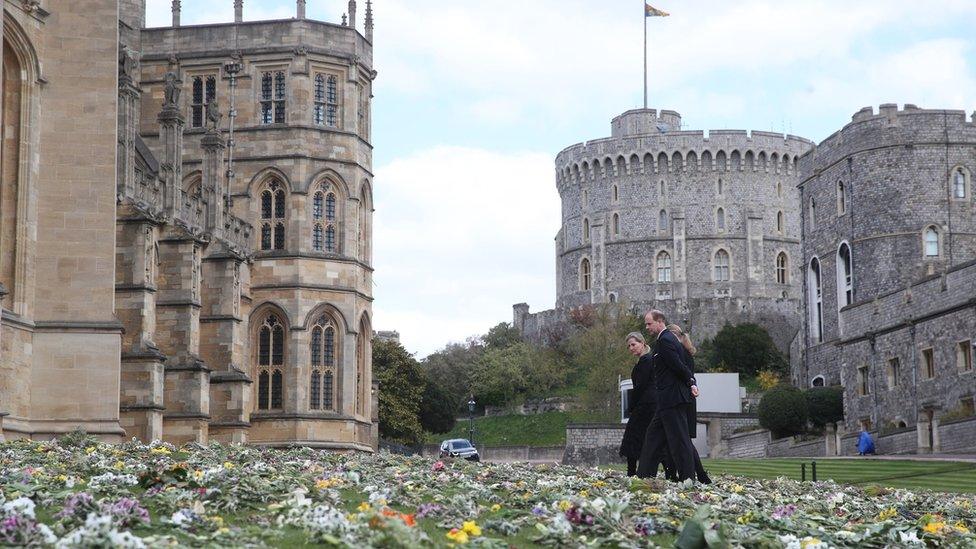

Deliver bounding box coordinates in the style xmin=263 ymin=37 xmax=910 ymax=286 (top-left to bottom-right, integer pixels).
xmin=703 ymin=458 xmax=976 ymax=493
xmin=427 ymin=410 xmax=615 ymax=446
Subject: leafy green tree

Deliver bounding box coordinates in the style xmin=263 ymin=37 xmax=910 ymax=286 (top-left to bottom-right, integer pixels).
xmin=482 ymin=322 xmax=522 ymax=351
xmin=421 ymin=340 xmax=482 ymax=414
xmin=568 ymin=306 xmax=643 ymax=416
xmin=708 ymin=323 xmax=787 ymax=377
xmin=373 ymin=338 xmax=425 ymax=445
xmin=419 ymin=377 xmax=457 ymax=434
xmin=471 ymin=342 xmax=530 ymax=407
xmin=805 ymin=386 xmax=844 ymax=428
xmin=758 ymin=384 xmax=808 ymax=438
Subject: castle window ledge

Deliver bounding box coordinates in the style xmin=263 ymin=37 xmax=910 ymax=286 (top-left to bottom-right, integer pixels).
xmin=250 ymin=412 xmax=366 ymax=424
xmin=120 ymin=404 xmax=166 ymax=412
xmin=210 ymin=370 xmax=252 ymax=384
xmin=163 ymin=412 xmax=211 ymax=420
xmin=164 ymin=360 xmax=212 ymax=373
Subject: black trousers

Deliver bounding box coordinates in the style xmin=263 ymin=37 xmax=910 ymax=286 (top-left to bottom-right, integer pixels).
xmin=636 ymin=404 xmax=695 ymax=480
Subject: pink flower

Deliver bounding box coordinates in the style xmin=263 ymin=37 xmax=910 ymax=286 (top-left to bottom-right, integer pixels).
xmin=432 ymin=461 xmax=445 ymax=472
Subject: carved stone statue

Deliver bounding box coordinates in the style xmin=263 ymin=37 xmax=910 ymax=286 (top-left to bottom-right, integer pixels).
xmin=205 ymin=99 xmax=222 ymax=130
xmin=163 ymin=72 xmax=181 ymax=107
xmin=119 ymin=45 xmax=137 ymax=81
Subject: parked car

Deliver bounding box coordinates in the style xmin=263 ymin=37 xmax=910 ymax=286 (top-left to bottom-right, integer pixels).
xmin=439 ymin=438 xmax=480 ymax=462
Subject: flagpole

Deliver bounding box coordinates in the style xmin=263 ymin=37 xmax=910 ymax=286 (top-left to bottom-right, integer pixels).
xmin=643 ymin=3 xmax=648 ymax=109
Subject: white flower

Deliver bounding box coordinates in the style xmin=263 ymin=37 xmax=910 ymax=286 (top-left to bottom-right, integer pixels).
xmin=3 ymin=496 xmax=37 ymax=518
xmin=899 ymin=530 xmax=923 ymax=545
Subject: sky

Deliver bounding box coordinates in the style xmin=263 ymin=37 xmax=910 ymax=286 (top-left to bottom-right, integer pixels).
xmin=146 ymin=0 xmax=976 ymax=358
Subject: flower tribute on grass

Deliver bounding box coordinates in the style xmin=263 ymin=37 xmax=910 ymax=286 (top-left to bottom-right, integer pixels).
xmin=0 ymin=437 xmax=974 ymax=547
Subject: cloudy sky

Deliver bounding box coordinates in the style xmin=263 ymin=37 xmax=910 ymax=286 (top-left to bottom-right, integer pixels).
xmin=147 ymin=0 xmax=976 ymax=357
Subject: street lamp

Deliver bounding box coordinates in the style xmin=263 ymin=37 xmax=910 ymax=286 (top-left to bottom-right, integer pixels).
xmin=467 ymin=397 xmax=476 ymax=446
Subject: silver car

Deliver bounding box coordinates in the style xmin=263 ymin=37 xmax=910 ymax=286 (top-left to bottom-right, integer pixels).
xmin=439 ymin=438 xmax=480 ymax=461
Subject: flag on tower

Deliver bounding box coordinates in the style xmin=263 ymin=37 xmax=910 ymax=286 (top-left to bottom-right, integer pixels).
xmin=645 ymin=3 xmax=669 ymax=17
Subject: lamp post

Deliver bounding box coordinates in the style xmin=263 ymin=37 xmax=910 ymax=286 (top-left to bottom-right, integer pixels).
xmin=467 ymin=397 xmax=476 ymax=446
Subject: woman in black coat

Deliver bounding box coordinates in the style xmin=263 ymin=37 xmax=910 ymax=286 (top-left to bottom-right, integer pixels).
xmin=668 ymin=324 xmax=712 ymax=484
xmin=619 ymin=332 xmax=674 ymax=478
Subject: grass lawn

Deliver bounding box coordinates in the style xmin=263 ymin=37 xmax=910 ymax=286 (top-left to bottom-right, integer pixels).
xmin=702 ymin=458 xmax=976 ymax=493
xmin=426 ymin=410 xmax=614 ymax=446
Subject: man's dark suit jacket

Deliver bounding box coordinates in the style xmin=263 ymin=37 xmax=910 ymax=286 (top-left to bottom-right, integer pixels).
xmin=651 ymin=329 xmax=696 ymax=410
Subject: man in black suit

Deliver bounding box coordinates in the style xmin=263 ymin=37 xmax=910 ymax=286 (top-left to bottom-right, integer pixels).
xmin=636 ymin=309 xmax=699 ymax=481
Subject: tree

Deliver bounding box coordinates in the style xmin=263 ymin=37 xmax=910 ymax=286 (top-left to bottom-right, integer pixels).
xmin=419 ymin=377 xmax=457 ymax=434
xmin=482 ymin=322 xmax=522 ymax=351
xmin=470 ymin=342 xmax=530 ymax=407
xmin=373 ymin=338 xmax=425 ymax=445
xmin=758 ymin=385 xmax=808 ymax=438
xmin=805 ymin=386 xmax=844 ymax=428
xmin=708 ymin=323 xmax=787 ymax=377
xmin=567 ymin=305 xmax=643 ymax=416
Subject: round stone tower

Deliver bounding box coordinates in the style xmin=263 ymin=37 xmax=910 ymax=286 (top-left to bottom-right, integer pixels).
xmin=553 ymin=108 xmax=814 ymax=348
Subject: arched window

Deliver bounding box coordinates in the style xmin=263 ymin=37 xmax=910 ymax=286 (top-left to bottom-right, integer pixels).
xmin=313 ymin=73 xmax=340 ymax=127
xmin=776 ymin=211 xmax=784 ymax=234
xmin=581 ymin=189 xmax=588 ymax=208
xmin=809 ymin=258 xmax=824 ymax=343
xmin=953 ymin=167 xmax=969 ymax=199
xmin=257 ymin=314 xmax=285 ymax=410
xmin=777 ymin=181 xmax=783 ymax=197
xmin=260 ymin=71 xmax=286 ymax=124
xmin=837 ymin=243 xmax=853 ymax=306
xmin=357 ymin=316 xmax=371 ymax=417
xmin=260 ymin=179 xmax=287 ymax=251
xmin=658 ymin=180 xmax=665 ymax=196
xmin=583 ymin=218 xmax=590 ymax=242
xmin=837 ymin=181 xmax=846 ymax=214
xmin=580 ymin=258 xmax=591 ymax=291
xmin=608 ymin=293 xmax=617 ymax=303
xmin=657 ymin=251 xmax=672 ymax=283
xmin=716 ymin=207 xmax=726 ymax=232
xmin=190 ymin=75 xmax=216 ymax=128
xmin=923 ymin=226 xmax=940 ymax=257
xmin=612 ymin=185 xmax=619 ymax=202
xmin=811 ymin=375 xmax=825 ymax=388
xmin=309 ymin=315 xmax=338 ymax=411
xmin=658 ymin=210 xmax=668 ymax=233
xmin=776 ymin=252 xmax=788 ymax=284
xmin=359 ymin=184 xmax=372 ymax=263
xmin=612 ymin=213 xmax=620 ymax=236
xmin=714 ymin=249 xmax=730 ymax=281
xmin=312 ymin=183 xmax=339 ymax=253
xmin=717 ymin=179 xmax=723 ymax=196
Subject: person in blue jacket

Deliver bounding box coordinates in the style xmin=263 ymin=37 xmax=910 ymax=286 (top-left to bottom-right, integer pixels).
xmin=857 ymin=430 xmax=876 ymax=455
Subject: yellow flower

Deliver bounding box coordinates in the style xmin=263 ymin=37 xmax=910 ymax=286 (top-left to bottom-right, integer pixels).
xmin=954 ymin=522 xmax=970 ymax=534
xmin=557 ymin=500 xmax=572 ymax=512
xmin=56 ymin=475 xmax=68 ymax=482
xmin=591 ymin=480 xmax=607 ymax=488
xmin=736 ymin=512 xmax=753 ymax=524
xmin=150 ymin=447 xmax=171 ymax=455
xmin=357 ymin=502 xmax=371 ymax=513
xmin=217 ymin=527 xmax=230 ymax=535
xmin=446 ymin=528 xmax=469 ymax=544
xmin=461 ymin=521 xmax=482 ymax=536
xmin=85 ymin=446 xmax=96 ymax=454
xmin=923 ymin=521 xmax=947 ymax=535
xmin=578 ymin=490 xmax=589 ymax=497
xmin=730 ymin=483 xmax=744 ymax=493
xmin=193 ymin=470 xmax=204 ymax=480
xmin=644 ymin=507 xmax=660 ymax=514
xmin=114 ymin=461 xmax=125 ymax=470
xmin=876 ymin=508 xmax=897 ymax=521
xmin=490 ymin=504 xmax=502 ymax=512
xmin=800 ymin=538 xmax=822 ymax=548
xmin=222 ymin=461 xmax=234 ymax=469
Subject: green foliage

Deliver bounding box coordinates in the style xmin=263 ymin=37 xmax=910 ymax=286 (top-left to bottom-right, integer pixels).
xmin=472 ymin=342 xmax=530 ymax=406
xmin=805 ymin=386 xmax=844 ymax=428
xmin=418 ymin=378 xmax=457 ymax=434
xmin=564 ymin=305 xmax=643 ymax=415
xmin=707 ymin=323 xmax=787 ymax=377
xmin=427 ymin=410 xmax=613 ymax=446
xmin=373 ymin=338 xmax=425 ymax=445
xmin=758 ymin=384 xmax=809 ymax=438
xmin=482 ymin=322 xmax=522 ymax=351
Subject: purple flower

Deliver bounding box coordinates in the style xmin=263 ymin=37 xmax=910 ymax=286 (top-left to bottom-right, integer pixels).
xmin=101 ymin=497 xmax=150 ymax=527
xmin=772 ymin=504 xmax=798 ymax=519
xmin=57 ymin=492 xmax=96 ymax=520
xmin=531 ymin=505 xmax=546 ymax=516
xmin=415 ymin=503 xmax=442 ymax=518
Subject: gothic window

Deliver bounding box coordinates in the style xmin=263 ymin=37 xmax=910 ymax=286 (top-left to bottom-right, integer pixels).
xmin=714 ymin=249 xmax=730 ymax=282
xmin=359 ymin=185 xmax=372 ymax=263
xmin=837 ymin=181 xmax=846 ymax=215
xmin=776 ymin=211 xmax=784 ymax=234
xmin=716 ymin=207 xmax=726 ymax=232
xmin=656 ymin=251 xmax=672 ymax=283
xmin=583 ymin=218 xmax=590 ymax=242
xmin=191 ymin=75 xmax=216 ymax=128
xmin=357 ymin=317 xmax=370 ymax=416
xmin=612 ymin=213 xmax=619 ymax=236
xmin=953 ymin=167 xmax=969 ymax=199
xmin=260 ymin=71 xmax=286 ymax=124
xmin=717 ymin=179 xmax=723 ymax=196
xmin=958 ymin=340 xmax=973 ymax=371
xmin=580 ymin=258 xmax=591 ymax=291
xmin=886 ymin=357 xmax=900 ymax=390
xmin=923 ymin=226 xmax=940 ymax=257
xmin=922 ymin=348 xmax=935 ymax=379
xmin=809 ymin=258 xmax=824 ymax=343
xmin=312 ymin=183 xmax=339 ymax=253
xmin=358 ymin=82 xmax=371 ymax=140
xmin=811 ymin=375 xmax=825 ymax=388
xmin=658 ymin=210 xmax=668 ymax=233
xmin=809 ymin=199 xmax=817 ymax=231
xmin=257 ymin=314 xmax=285 ymax=410
xmin=857 ymin=366 xmax=869 ymax=396
xmin=581 ymin=189 xmax=588 ymax=209
xmin=776 ymin=252 xmax=788 ymax=284
xmin=612 ymin=185 xmax=619 ymax=202
xmin=837 ymin=242 xmax=853 ymax=306
xmin=260 ymin=179 xmax=287 ymax=251
xmin=314 ymin=73 xmax=340 ymax=127
xmin=309 ymin=315 xmax=338 ymax=411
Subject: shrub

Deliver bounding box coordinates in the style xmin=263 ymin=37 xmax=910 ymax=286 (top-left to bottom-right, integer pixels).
xmin=758 ymin=385 xmax=808 ymax=438
xmin=756 ymin=370 xmax=781 ymax=391
xmin=708 ymin=323 xmax=788 ymax=377
xmin=805 ymin=386 xmax=844 ymax=428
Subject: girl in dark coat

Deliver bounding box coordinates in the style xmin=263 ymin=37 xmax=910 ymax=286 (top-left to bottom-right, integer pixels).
xmin=619 ymin=332 xmax=674 ymax=478
xmin=668 ymin=324 xmax=712 ymax=484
